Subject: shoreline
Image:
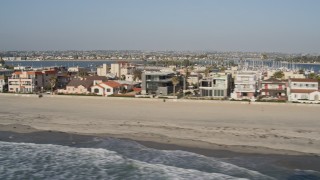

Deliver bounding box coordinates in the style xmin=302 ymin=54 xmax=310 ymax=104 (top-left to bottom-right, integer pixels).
xmin=0 ymin=123 xmax=317 ymax=157
xmin=1 ymin=125 xmax=320 ymax=172
xmin=1 ymin=94 xmax=320 ymax=156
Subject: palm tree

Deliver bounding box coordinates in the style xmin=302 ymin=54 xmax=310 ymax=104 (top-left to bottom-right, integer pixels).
xmin=204 ymin=67 xmax=211 ymax=77
xmin=120 ymin=74 xmax=126 ymax=80
xmin=49 ymin=77 xmax=57 ymax=95
xmin=171 ymin=76 xmax=180 ymax=96
xmin=184 ymin=68 xmax=191 ymax=91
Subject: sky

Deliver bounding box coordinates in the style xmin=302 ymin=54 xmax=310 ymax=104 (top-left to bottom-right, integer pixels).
xmin=1 ymin=0 xmax=320 ymax=53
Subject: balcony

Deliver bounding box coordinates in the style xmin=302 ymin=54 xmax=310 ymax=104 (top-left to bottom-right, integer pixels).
xmin=234 ymin=80 xmax=256 ymax=84
xmin=234 ymin=88 xmax=256 ymax=92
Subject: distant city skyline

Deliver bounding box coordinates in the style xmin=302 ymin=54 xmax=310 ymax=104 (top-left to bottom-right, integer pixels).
xmin=1 ymin=0 xmax=320 ymax=53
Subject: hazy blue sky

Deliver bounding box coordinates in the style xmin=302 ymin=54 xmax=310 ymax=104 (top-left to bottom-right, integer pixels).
xmin=1 ymin=0 xmax=320 ymax=53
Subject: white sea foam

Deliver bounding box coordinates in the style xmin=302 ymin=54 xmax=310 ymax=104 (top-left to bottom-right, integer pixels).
xmin=92 ymin=138 xmax=275 ymax=180
xmin=0 ymin=141 xmax=247 ymax=180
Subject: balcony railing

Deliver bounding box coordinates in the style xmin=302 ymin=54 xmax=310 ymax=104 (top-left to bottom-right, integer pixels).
xmin=234 ymin=88 xmax=256 ymax=92
xmin=234 ymin=80 xmax=256 ymax=84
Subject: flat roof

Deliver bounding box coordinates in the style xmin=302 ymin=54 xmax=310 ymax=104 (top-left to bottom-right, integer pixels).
xmin=144 ymin=71 xmax=174 ymax=75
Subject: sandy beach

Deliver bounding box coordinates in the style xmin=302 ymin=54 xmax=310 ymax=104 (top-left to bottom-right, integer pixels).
xmin=0 ymin=94 xmax=319 ymax=155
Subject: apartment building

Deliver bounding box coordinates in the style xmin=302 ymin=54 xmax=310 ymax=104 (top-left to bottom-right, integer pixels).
xmin=231 ymin=71 xmax=259 ymax=100
xmin=8 ymin=70 xmax=57 ymax=93
xmin=8 ymin=71 xmax=44 ymax=93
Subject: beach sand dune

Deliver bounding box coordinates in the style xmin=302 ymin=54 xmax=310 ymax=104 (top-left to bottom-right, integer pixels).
xmin=0 ymin=95 xmax=319 ymax=155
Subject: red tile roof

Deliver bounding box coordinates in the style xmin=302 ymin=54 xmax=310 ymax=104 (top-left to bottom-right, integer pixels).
xmin=14 ymin=71 xmax=22 ymax=75
xmin=133 ymin=87 xmax=142 ymax=92
xmin=27 ymin=71 xmax=43 ymax=75
xmin=44 ymin=70 xmax=57 ymax=74
xmin=290 ymin=78 xmax=318 ymax=82
xmin=103 ymin=81 xmax=121 ymax=88
xmin=290 ymin=89 xmax=318 ymax=93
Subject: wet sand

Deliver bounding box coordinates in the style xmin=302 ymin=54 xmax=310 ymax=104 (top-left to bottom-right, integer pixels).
xmin=1 ymin=126 xmax=320 ymax=174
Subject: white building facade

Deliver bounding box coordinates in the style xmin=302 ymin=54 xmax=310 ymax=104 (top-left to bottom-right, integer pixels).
xmin=287 ymin=78 xmax=319 ymax=102
xmin=231 ymin=71 xmax=260 ymax=100
xmin=199 ymin=73 xmax=231 ymax=98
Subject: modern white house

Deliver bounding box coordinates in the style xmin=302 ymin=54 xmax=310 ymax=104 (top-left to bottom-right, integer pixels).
xmin=287 ymin=78 xmax=320 ymax=102
xmin=141 ymin=71 xmax=176 ymax=95
xmin=199 ymin=73 xmax=232 ymax=98
xmin=231 ymin=71 xmax=260 ymax=100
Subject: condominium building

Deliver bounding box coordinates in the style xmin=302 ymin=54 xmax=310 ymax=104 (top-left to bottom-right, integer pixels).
xmin=8 ymin=70 xmax=57 ymax=93
xmin=231 ymin=71 xmax=259 ymax=100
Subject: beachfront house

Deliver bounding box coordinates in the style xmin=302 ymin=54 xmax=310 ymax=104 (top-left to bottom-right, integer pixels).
xmin=231 ymin=71 xmax=259 ymax=100
xmin=58 ymin=79 xmax=93 ymax=94
xmin=287 ymin=78 xmax=320 ymax=103
xmin=199 ymin=73 xmax=232 ymax=98
xmin=259 ymin=78 xmax=288 ymax=100
xmin=141 ymin=71 xmax=177 ymax=96
xmin=91 ymin=81 xmax=122 ymax=96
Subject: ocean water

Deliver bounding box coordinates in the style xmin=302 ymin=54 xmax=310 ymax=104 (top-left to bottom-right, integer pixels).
xmin=0 ymin=138 xmax=320 ymax=180
xmin=5 ymin=60 xmax=320 ymax=72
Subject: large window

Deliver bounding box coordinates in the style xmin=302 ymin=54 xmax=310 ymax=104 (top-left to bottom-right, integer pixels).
xmin=201 ymin=89 xmax=212 ymax=96
xmin=214 ymin=90 xmax=224 ymax=97
xmin=94 ymin=88 xmax=99 ymax=93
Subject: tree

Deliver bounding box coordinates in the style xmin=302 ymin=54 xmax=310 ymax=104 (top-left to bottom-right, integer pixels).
xmin=171 ymin=76 xmax=180 ymax=96
xmin=0 ymin=58 xmax=5 ymax=66
xmin=49 ymin=77 xmax=57 ymax=95
xmin=220 ymin=66 xmax=227 ymax=72
xmin=308 ymin=73 xmax=317 ymax=79
xmin=273 ymin=71 xmax=284 ymax=79
xmin=133 ymin=69 xmax=142 ymax=81
xmin=78 ymin=70 xmax=88 ymax=77
xmin=204 ymin=66 xmax=212 ymax=77
xmin=120 ymin=74 xmax=126 ymax=80
xmin=261 ymin=54 xmax=268 ymax=60
xmin=182 ymin=59 xmax=191 ymax=67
